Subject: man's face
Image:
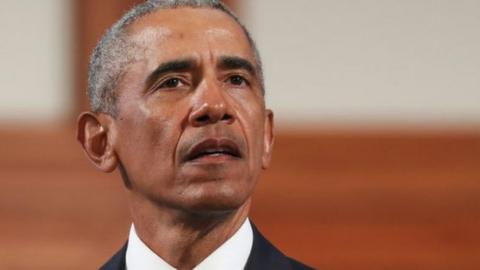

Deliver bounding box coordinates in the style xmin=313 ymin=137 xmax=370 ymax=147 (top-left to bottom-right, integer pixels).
xmin=110 ymin=8 xmax=273 ymax=213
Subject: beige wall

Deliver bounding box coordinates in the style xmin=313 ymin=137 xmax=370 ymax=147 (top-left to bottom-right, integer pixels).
xmin=0 ymin=0 xmax=73 ymax=124
xmin=243 ymin=0 xmax=480 ymax=129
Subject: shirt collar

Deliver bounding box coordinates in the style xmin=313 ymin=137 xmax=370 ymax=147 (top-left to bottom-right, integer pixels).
xmin=126 ymin=218 xmax=253 ymax=270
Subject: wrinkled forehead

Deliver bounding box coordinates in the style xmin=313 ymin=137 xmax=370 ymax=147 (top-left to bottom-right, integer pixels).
xmin=123 ymin=7 xmax=254 ymax=65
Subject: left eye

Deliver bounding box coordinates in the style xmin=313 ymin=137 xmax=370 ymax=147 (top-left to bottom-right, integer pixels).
xmin=228 ymin=75 xmax=247 ymax=86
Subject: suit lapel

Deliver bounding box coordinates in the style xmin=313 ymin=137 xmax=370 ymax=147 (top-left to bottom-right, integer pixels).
xmin=99 ymin=242 xmax=127 ymax=270
xmin=244 ymin=223 xmax=293 ymax=270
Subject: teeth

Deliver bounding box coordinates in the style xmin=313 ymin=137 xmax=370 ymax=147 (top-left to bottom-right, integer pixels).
xmin=203 ymin=150 xmax=228 ymax=155
xmin=187 ymin=144 xmax=239 ymax=161
xmin=196 ymin=148 xmax=235 ymax=158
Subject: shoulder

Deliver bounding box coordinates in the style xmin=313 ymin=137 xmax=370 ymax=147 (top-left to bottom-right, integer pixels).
xmin=245 ymin=223 xmax=315 ymax=270
xmin=287 ymin=257 xmax=316 ymax=270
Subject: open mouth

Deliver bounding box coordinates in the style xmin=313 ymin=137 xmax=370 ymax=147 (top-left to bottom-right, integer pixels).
xmin=184 ymin=138 xmax=242 ymax=162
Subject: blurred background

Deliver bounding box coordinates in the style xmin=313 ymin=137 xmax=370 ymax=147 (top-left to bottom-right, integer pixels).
xmin=0 ymin=0 xmax=479 ymax=269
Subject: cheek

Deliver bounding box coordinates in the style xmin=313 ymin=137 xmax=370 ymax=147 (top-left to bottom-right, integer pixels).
xmin=230 ymin=93 xmax=266 ymax=165
xmin=115 ymin=100 xmax=183 ymax=185
xmin=139 ymin=101 xmax=183 ymax=164
xmin=249 ymin=112 xmax=266 ymax=163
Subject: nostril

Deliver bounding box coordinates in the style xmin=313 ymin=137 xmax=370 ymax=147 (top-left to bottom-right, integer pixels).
xmin=196 ymin=115 xmax=210 ymax=123
xmin=221 ymin=114 xmax=232 ymax=122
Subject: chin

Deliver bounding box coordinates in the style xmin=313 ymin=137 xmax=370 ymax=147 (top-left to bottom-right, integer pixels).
xmin=180 ymin=182 xmax=253 ymax=215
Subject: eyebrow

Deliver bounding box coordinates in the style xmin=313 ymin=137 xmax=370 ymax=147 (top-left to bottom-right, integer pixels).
xmin=217 ymin=56 xmax=256 ymax=76
xmin=144 ymin=56 xmax=257 ymax=88
xmin=145 ymin=58 xmax=195 ymax=87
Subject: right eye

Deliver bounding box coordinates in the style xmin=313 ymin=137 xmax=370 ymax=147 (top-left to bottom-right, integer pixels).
xmin=157 ymin=78 xmax=184 ymax=89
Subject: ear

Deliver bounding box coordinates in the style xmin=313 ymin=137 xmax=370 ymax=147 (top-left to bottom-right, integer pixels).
xmin=76 ymin=112 xmax=118 ymax=172
xmin=262 ymin=109 xmax=275 ymax=169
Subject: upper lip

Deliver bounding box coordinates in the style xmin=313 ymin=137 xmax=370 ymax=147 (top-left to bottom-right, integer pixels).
xmin=183 ymin=138 xmax=242 ymax=162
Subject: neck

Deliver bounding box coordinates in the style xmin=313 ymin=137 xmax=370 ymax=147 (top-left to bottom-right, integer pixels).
xmin=128 ymin=193 xmax=251 ymax=270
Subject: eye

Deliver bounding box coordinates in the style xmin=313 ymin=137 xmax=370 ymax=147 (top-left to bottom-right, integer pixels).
xmin=157 ymin=77 xmax=185 ymax=90
xmin=228 ymin=75 xmax=248 ymax=87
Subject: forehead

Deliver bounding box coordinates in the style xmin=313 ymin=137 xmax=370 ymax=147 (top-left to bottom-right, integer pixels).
xmin=125 ymin=7 xmax=254 ymax=64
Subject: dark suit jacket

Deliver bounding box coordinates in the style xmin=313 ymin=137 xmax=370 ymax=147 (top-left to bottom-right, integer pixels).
xmin=99 ymin=224 xmax=314 ymax=270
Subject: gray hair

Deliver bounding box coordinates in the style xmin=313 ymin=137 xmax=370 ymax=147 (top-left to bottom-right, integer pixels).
xmin=88 ymin=0 xmax=263 ymax=116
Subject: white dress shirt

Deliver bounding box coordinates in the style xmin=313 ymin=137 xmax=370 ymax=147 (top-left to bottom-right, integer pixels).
xmin=125 ymin=218 xmax=254 ymax=270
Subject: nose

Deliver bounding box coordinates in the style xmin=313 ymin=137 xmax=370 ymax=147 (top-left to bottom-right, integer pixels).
xmin=188 ymin=80 xmax=234 ymax=127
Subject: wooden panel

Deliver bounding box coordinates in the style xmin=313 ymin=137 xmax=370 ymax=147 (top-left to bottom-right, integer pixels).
xmin=1 ymin=127 xmax=479 ymax=269
xmin=75 ymin=0 xmax=143 ymax=114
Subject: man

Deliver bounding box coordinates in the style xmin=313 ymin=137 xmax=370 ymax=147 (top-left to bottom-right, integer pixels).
xmin=77 ymin=0 xmax=313 ymax=269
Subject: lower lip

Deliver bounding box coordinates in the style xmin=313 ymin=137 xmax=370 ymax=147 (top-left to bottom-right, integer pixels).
xmin=188 ymin=154 xmax=239 ymax=164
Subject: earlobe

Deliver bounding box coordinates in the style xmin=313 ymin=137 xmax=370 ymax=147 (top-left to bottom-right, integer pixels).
xmin=262 ymin=109 xmax=274 ymax=169
xmin=76 ymin=112 xmax=118 ymax=172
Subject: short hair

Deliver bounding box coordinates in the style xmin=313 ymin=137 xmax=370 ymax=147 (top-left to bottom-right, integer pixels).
xmin=88 ymin=0 xmax=263 ymax=116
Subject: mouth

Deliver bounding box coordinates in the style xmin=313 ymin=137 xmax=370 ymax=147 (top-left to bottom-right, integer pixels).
xmin=183 ymin=138 xmax=242 ymax=163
